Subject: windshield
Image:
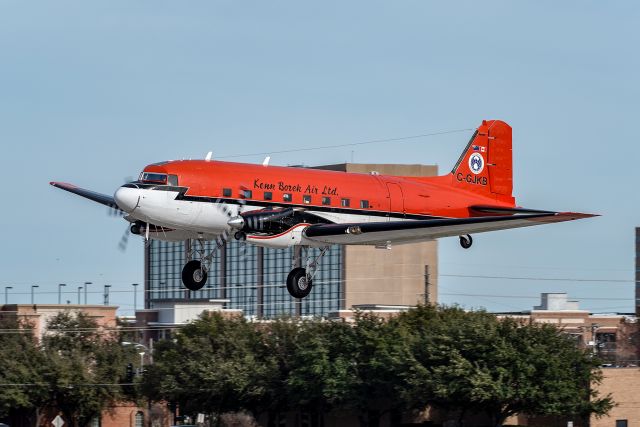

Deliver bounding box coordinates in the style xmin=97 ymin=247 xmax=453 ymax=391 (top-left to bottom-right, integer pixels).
xmin=139 ymin=172 xmax=167 ymax=184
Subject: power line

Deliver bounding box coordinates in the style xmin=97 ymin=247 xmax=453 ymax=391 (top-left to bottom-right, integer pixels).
xmin=215 ymin=128 xmax=474 ymax=159
xmin=440 ymin=274 xmax=633 ymax=284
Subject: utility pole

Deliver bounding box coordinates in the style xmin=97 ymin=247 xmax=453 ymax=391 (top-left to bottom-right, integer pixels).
xmin=84 ymin=281 xmax=92 ymax=304
xmin=58 ymin=284 xmax=66 ymax=305
xmin=132 ymin=283 xmax=139 ymax=311
xmin=31 ymin=285 xmax=39 ymax=305
xmin=424 ymin=265 xmax=430 ymax=304
xmin=104 ymin=285 xmax=111 ymax=305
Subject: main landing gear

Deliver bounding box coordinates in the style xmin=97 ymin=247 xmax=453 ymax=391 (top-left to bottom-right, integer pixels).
xmin=181 ymin=240 xmax=218 ymax=291
xmin=286 ymin=247 xmax=329 ymax=299
xmin=459 ymin=234 xmax=473 ymax=249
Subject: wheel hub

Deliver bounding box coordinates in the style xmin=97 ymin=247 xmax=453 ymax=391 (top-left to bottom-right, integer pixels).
xmin=193 ymin=269 xmax=203 ymax=283
xmin=297 ymin=276 xmax=308 ymax=291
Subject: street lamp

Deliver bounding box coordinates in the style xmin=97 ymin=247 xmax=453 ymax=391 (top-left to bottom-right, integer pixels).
xmin=31 ymin=285 xmax=39 ymax=305
xmin=139 ymin=351 xmax=145 ymax=373
xmin=58 ymin=284 xmax=66 ymax=305
xmin=103 ymin=285 xmax=111 ymax=305
xmin=132 ymin=283 xmax=139 ymax=311
xmin=4 ymin=286 xmax=12 ymax=304
xmin=84 ymin=281 xmax=92 ymax=305
xmin=77 ymin=286 xmax=83 ymax=304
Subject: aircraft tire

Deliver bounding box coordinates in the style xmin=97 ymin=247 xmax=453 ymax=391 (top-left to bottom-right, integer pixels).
xmin=182 ymin=260 xmax=208 ymax=291
xmin=286 ymin=267 xmax=313 ymax=299
xmin=459 ymin=234 xmax=473 ymax=249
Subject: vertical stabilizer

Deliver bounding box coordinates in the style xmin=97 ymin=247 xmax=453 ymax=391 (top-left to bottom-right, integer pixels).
xmin=450 ymin=120 xmax=513 ymax=203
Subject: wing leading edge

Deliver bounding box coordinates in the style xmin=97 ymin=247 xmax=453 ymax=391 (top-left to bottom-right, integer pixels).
xmin=50 ymin=182 xmax=121 ymax=212
xmin=303 ymin=212 xmax=597 ymax=246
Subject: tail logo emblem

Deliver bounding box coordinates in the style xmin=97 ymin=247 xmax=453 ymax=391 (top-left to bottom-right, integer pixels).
xmin=469 ymin=153 xmax=485 ymax=175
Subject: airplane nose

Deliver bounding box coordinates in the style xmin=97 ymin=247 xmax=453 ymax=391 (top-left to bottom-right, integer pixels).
xmin=114 ymin=186 xmax=140 ymax=213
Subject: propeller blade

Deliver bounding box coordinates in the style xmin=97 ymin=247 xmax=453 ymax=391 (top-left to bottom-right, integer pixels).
xmin=118 ymin=226 xmax=130 ymax=252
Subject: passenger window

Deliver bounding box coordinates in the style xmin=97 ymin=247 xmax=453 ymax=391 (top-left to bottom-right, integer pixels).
xmin=360 ymin=200 xmax=369 ymax=209
xmin=303 ymin=195 xmax=312 ymax=204
xmin=223 ymin=188 xmax=232 ymax=197
xmin=243 ymin=190 xmax=252 ymax=199
xmin=341 ymin=198 xmax=350 ymax=207
xmin=264 ymin=192 xmax=273 ymax=201
xmin=283 ymin=193 xmax=292 ymax=202
xmin=322 ymin=196 xmax=331 ymax=206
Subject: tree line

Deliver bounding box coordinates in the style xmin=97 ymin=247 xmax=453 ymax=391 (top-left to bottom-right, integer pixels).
xmin=0 ymin=305 xmax=614 ymax=427
xmin=141 ymin=306 xmax=612 ymax=427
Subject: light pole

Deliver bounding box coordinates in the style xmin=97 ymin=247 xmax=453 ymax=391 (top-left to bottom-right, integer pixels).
xmin=4 ymin=286 xmax=12 ymax=304
xmin=58 ymin=284 xmax=66 ymax=305
xmin=84 ymin=281 xmax=92 ymax=305
xmin=31 ymin=285 xmax=39 ymax=304
xmin=77 ymin=286 xmax=83 ymax=304
xmin=132 ymin=283 xmax=139 ymax=311
xmin=139 ymin=351 xmax=145 ymax=373
xmin=103 ymin=285 xmax=111 ymax=305
xmin=591 ymin=323 xmax=600 ymax=357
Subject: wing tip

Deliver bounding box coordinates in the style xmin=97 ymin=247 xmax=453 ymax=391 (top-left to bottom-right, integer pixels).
xmin=50 ymin=181 xmax=77 ymax=189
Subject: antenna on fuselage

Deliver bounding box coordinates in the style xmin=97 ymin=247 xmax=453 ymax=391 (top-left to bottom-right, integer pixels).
xmin=205 ymin=151 xmax=213 ymax=162
xmin=262 ymin=156 xmax=271 ymax=167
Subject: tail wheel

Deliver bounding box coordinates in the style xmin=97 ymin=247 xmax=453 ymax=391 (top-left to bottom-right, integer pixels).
xmin=459 ymin=234 xmax=473 ymax=249
xmin=286 ymin=267 xmax=313 ymax=299
xmin=182 ymin=260 xmax=208 ymax=291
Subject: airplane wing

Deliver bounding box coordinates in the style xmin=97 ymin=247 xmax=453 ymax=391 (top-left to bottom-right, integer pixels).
xmin=303 ymin=211 xmax=596 ymax=246
xmin=50 ymin=182 xmax=122 ymax=212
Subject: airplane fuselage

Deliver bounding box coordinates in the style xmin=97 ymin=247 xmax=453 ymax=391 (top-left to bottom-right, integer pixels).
xmin=113 ymin=159 xmax=515 ymax=248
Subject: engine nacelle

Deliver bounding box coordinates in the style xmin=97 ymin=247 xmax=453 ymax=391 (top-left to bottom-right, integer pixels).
xmin=246 ymin=224 xmax=324 ymax=249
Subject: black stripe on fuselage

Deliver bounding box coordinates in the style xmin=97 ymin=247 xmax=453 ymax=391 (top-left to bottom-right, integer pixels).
xmin=135 ymin=184 xmax=443 ymax=221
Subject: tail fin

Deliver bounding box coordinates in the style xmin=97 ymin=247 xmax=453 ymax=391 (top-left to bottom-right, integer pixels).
xmin=450 ymin=120 xmax=514 ymax=203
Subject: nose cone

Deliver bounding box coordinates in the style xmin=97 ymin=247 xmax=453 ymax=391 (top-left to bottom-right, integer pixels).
xmin=114 ymin=186 xmax=140 ymax=213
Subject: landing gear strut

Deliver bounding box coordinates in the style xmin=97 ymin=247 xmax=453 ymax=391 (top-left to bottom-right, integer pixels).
xmin=459 ymin=234 xmax=473 ymax=249
xmin=286 ymin=246 xmax=329 ymax=299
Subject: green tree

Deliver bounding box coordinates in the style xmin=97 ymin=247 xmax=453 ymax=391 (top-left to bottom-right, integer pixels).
xmin=396 ymin=305 xmax=614 ymax=426
xmin=258 ymin=318 xmax=300 ymax=427
xmin=141 ymin=313 xmax=272 ymax=425
xmin=286 ymin=319 xmax=356 ymax=424
xmin=41 ymin=311 xmax=136 ymax=427
xmin=0 ymin=317 xmax=48 ymax=427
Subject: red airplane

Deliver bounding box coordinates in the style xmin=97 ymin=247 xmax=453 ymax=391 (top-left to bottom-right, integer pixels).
xmin=51 ymin=120 xmax=595 ymax=299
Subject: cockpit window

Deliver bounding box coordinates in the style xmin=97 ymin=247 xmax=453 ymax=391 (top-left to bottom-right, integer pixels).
xmin=139 ymin=172 xmax=167 ymax=184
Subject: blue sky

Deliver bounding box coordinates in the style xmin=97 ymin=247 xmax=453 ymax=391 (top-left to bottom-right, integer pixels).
xmin=0 ymin=1 xmax=638 ymax=314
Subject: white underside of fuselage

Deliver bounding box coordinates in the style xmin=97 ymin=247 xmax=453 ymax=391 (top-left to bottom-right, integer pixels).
xmin=117 ymin=187 xmax=408 ymax=247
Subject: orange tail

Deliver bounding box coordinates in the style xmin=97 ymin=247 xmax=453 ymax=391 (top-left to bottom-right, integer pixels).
xmin=450 ymin=120 xmax=514 ymax=204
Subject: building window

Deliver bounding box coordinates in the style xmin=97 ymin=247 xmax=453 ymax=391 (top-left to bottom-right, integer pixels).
xmin=322 ymin=196 xmax=331 ymax=206
xmin=135 ymin=411 xmax=144 ymax=427
xmin=223 ymin=188 xmax=232 ymax=197
xmin=360 ymin=200 xmax=369 ymax=209
xmin=283 ymin=193 xmax=292 ymax=202
xmin=303 ymin=195 xmax=312 ymax=204
xmin=616 ymin=421 xmax=628 ymax=427
xmin=264 ymin=192 xmax=273 ymax=201
xmin=89 ymin=417 xmax=101 ymax=427
xmin=341 ymin=198 xmax=350 ymax=207
xmin=243 ymin=190 xmax=252 ymax=199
